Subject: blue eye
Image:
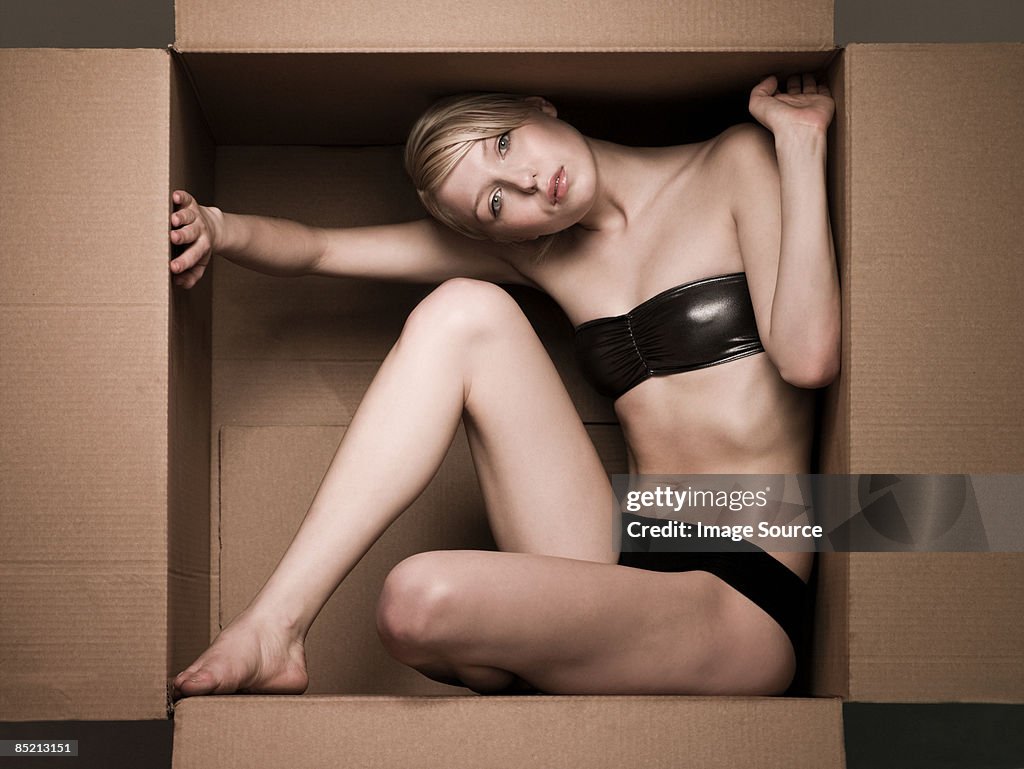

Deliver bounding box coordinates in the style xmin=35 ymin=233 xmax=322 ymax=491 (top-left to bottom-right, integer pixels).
xmin=497 ymin=132 xmax=510 ymax=157
xmin=489 ymin=188 xmax=503 ymax=218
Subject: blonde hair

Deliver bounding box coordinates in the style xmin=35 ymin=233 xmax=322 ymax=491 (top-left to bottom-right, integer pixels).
xmin=404 ymin=93 xmax=561 ymax=255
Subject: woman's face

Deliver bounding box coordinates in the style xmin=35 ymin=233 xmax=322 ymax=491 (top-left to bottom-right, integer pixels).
xmin=434 ymin=103 xmax=598 ymax=242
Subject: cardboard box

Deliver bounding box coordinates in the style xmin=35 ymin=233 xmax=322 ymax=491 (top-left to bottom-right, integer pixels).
xmin=0 ymin=15 xmax=1020 ymax=769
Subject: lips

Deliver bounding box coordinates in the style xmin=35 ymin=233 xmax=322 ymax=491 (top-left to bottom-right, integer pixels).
xmin=548 ymin=166 xmax=567 ymax=205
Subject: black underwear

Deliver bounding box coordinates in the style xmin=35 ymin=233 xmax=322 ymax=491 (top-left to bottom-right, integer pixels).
xmin=574 ymin=273 xmax=764 ymax=399
xmin=617 ymin=513 xmax=810 ymax=659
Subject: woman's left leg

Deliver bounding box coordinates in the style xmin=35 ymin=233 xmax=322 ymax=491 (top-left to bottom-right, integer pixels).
xmin=376 ymin=549 xmax=798 ymax=696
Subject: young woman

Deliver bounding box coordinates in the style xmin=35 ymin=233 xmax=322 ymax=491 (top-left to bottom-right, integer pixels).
xmin=169 ymin=73 xmax=839 ymax=699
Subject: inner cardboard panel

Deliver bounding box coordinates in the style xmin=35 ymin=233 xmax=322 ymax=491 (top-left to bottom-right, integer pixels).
xmin=179 ymin=51 xmax=837 ymax=145
xmin=172 ymin=49 xmax=845 ymax=696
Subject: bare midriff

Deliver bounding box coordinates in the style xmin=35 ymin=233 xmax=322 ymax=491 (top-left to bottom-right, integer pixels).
xmin=614 ymin=352 xmax=815 ymax=580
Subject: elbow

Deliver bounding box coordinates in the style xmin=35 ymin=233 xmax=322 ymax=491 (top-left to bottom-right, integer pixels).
xmin=774 ymin=346 xmax=841 ymax=390
xmin=305 ymin=226 xmax=330 ymax=276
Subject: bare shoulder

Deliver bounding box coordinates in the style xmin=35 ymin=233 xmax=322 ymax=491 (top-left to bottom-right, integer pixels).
xmin=698 ymin=124 xmax=780 ymax=218
xmin=704 ymin=123 xmax=776 ymax=177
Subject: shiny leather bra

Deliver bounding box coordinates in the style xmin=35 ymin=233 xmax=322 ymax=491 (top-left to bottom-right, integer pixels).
xmin=573 ymin=272 xmax=765 ymax=399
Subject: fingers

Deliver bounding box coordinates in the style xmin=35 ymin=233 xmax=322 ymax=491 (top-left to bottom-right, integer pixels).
xmin=783 ymin=72 xmax=828 ymax=94
xmin=172 ymin=261 xmax=207 ymax=289
xmin=172 ymin=189 xmax=193 ymax=207
xmin=751 ymin=74 xmax=778 ymax=97
xmin=169 ymin=189 xmax=210 ymax=289
xmin=169 ymin=239 xmax=209 ymax=277
xmin=170 ymin=206 xmax=197 ymax=228
xmin=170 ymin=221 xmax=199 ymax=246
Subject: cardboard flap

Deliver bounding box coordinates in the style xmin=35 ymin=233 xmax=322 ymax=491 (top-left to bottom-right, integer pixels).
xmin=0 ymin=49 xmax=172 ymax=721
xmin=175 ymin=0 xmax=833 ymax=52
xmin=847 ymin=553 xmax=1024 ymax=703
xmin=172 ymin=695 xmax=846 ymax=768
xmin=0 ymin=49 xmax=170 ymax=305
xmin=843 ymin=43 xmax=1024 ymax=474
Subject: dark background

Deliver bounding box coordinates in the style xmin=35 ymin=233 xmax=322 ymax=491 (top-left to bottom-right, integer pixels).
xmin=1 ymin=1 xmax=1023 ymax=767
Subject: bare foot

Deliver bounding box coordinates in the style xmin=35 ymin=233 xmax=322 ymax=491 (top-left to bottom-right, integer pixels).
xmin=172 ymin=611 xmax=309 ymax=700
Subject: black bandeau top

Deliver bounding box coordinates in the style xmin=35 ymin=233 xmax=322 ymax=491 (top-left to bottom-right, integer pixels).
xmin=573 ymin=272 xmax=764 ymax=400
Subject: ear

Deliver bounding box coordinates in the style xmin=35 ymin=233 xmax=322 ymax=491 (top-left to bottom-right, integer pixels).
xmin=525 ymin=96 xmax=557 ymax=118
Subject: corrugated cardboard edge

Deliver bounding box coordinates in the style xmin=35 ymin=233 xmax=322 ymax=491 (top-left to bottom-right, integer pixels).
xmin=172 ymin=45 xmax=837 ymax=54
xmin=810 ymin=47 xmax=852 ymax=700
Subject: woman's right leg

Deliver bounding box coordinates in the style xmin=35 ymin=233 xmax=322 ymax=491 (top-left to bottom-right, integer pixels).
xmin=172 ymin=278 xmax=615 ymax=698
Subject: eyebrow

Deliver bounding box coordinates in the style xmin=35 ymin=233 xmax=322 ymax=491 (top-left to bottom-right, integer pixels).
xmin=471 ymin=138 xmax=491 ymax=224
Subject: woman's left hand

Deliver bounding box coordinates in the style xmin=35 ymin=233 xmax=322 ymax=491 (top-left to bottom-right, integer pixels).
xmin=748 ymin=73 xmax=835 ymax=136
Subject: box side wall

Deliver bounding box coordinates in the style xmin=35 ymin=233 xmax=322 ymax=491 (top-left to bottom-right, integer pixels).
xmin=819 ymin=49 xmax=851 ymax=476
xmin=174 ymin=0 xmax=832 ymax=52
xmin=168 ymin=53 xmax=215 ymax=689
xmin=810 ymin=554 xmax=851 ymax=698
xmin=844 ymin=43 xmax=1024 ymax=702
xmin=172 ymin=696 xmax=845 ymax=769
xmin=804 ymin=49 xmax=851 ymax=698
xmin=0 ymin=49 xmax=172 ymax=720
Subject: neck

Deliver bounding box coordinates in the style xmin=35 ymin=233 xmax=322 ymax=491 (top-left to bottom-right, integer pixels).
xmin=577 ymin=138 xmax=670 ymax=234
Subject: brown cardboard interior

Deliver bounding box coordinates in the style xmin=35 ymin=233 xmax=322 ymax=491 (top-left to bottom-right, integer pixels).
xmin=189 ymin=48 xmax=837 ymax=698
xmin=171 ymin=695 xmax=846 ymax=769
xmin=168 ymin=49 xmax=217 ymax=700
xmin=192 ymin=44 xmax=1024 ymax=704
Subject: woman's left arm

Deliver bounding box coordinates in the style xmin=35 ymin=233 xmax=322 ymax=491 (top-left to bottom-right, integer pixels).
xmin=730 ymin=73 xmax=840 ymax=389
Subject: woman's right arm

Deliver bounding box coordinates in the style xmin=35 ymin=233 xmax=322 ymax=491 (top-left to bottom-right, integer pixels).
xmin=168 ymin=190 xmax=532 ymax=289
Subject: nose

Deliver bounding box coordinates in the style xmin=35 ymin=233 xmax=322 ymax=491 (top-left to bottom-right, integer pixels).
xmin=502 ymin=167 xmax=538 ymax=193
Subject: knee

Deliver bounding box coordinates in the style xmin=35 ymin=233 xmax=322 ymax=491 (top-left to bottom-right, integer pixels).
xmin=376 ymin=552 xmax=460 ymax=664
xmin=401 ymin=278 xmax=525 ymax=347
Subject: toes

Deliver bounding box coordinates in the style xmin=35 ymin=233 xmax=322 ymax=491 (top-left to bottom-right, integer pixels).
xmin=177 ymin=666 xmax=220 ymax=695
xmin=172 ymin=665 xmax=199 ymax=688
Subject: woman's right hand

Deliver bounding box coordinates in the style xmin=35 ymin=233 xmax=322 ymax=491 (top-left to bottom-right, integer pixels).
xmin=169 ymin=190 xmax=222 ymax=289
